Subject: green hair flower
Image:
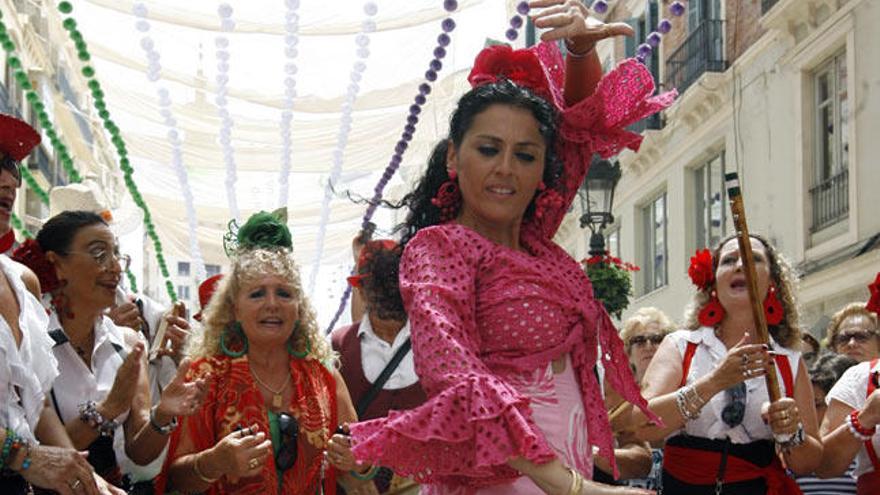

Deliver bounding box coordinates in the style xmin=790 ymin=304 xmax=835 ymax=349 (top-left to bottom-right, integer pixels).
xmin=223 ymin=208 xmax=292 ymax=256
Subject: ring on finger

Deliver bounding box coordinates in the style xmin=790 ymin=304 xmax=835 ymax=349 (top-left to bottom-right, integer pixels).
xmin=248 ymin=458 xmax=260 ymax=470
xmin=69 ymin=479 xmax=82 ymax=490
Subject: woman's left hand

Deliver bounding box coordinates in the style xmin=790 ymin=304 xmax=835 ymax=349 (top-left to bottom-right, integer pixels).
xmin=764 ymin=398 xmax=801 ymax=437
xmin=156 ymin=358 xmax=208 ymax=419
xmin=327 ymin=426 xmax=361 ymax=472
xmin=529 ymin=0 xmax=635 ymax=54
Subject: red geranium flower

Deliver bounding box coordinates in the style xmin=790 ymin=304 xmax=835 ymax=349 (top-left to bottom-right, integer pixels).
xmin=688 ymin=249 xmax=715 ymax=290
xmin=867 ymin=272 xmax=880 ymax=315
xmin=468 ymin=44 xmax=551 ymax=101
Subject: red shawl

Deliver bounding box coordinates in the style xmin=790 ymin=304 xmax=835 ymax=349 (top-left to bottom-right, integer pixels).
xmin=155 ymin=354 xmax=338 ymax=495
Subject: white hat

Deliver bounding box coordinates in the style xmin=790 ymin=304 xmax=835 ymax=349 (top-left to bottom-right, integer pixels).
xmin=47 ymin=182 xmax=142 ymax=235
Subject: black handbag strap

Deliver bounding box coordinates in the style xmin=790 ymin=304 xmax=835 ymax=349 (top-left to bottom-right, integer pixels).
xmin=355 ymin=337 xmax=412 ymax=418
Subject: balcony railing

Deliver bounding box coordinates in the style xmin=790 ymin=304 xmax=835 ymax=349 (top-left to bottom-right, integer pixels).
xmin=665 ymin=19 xmax=727 ymax=95
xmin=761 ymin=0 xmax=780 ymax=14
xmin=809 ymin=169 xmax=849 ymax=232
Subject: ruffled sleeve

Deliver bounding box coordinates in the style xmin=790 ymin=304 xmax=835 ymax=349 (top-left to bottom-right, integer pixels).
xmin=527 ymin=42 xmax=677 ymax=239
xmin=349 ymin=226 xmax=555 ymax=485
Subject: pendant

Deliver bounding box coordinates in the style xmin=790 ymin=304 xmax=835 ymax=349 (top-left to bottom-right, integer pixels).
xmin=272 ymin=393 xmax=283 ymax=409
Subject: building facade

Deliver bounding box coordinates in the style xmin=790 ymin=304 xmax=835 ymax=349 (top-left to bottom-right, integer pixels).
xmin=591 ymin=0 xmax=879 ymax=340
xmin=1 ymin=0 xmax=125 ymax=236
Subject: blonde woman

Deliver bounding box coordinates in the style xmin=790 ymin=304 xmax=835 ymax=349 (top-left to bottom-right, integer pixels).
xmin=157 ymin=211 xmax=360 ymax=495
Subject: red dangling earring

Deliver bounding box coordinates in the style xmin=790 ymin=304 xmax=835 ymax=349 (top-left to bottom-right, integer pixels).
xmin=763 ymin=284 xmax=784 ymax=325
xmin=698 ymin=291 xmax=725 ymax=327
xmin=431 ymin=169 xmax=461 ymax=222
xmin=533 ymin=182 xmax=564 ymax=220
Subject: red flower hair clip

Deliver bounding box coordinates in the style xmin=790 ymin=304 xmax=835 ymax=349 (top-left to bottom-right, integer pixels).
xmin=867 ymin=272 xmax=880 ymax=315
xmin=688 ymin=249 xmax=715 ymax=291
xmin=467 ymin=44 xmax=552 ymax=101
xmin=11 ymin=239 xmax=61 ymax=294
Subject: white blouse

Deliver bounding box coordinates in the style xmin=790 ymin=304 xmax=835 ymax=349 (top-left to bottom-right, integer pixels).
xmin=48 ymin=313 xmax=163 ymax=479
xmin=0 ymin=255 xmax=58 ymax=443
xmin=826 ymin=360 xmax=880 ymax=477
xmin=669 ymin=327 xmax=801 ymax=444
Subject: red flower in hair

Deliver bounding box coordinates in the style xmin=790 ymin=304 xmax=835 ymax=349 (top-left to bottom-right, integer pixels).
xmin=11 ymin=239 xmax=61 ymax=293
xmin=468 ymin=45 xmax=551 ymax=101
xmin=867 ymin=272 xmax=880 ymax=315
xmin=688 ymin=249 xmax=715 ymax=290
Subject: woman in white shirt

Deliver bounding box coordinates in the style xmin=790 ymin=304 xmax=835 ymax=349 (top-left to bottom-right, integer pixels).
xmin=816 ymin=278 xmax=880 ymax=494
xmin=633 ymin=234 xmax=822 ymax=494
xmin=12 ymin=210 xmax=207 ymax=489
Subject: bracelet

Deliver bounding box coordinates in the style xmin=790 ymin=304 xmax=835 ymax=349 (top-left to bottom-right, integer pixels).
xmin=78 ymin=401 xmax=119 ymax=437
xmin=564 ymin=39 xmax=596 ymax=59
xmin=193 ymin=452 xmax=220 ymax=484
xmin=567 ymin=467 xmax=584 ymax=495
xmin=0 ymin=428 xmax=14 ymax=469
xmin=675 ymin=386 xmax=702 ymax=421
xmin=149 ymin=406 xmax=179 ymax=435
xmin=847 ymin=410 xmax=875 ymax=441
xmin=349 ymin=464 xmax=380 ymax=481
xmin=778 ymin=422 xmax=806 ymax=451
xmin=850 ymin=410 xmax=877 ymax=437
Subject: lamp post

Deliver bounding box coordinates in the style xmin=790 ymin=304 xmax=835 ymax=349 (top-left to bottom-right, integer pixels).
xmin=578 ymin=155 xmax=622 ymax=257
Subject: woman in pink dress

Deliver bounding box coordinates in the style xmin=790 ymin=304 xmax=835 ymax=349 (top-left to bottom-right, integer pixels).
xmin=331 ymin=1 xmax=675 ymax=493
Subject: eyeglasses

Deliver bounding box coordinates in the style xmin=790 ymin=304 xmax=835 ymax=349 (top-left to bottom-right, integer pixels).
xmin=833 ymin=330 xmax=877 ymax=347
xmin=629 ymin=333 xmax=666 ymax=347
xmin=721 ymin=382 xmax=746 ymax=428
xmin=68 ymin=248 xmax=131 ymax=271
xmin=275 ymin=412 xmax=299 ymax=471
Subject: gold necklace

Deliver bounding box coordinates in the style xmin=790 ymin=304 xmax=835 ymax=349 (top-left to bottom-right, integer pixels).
xmin=250 ymin=365 xmax=291 ymax=409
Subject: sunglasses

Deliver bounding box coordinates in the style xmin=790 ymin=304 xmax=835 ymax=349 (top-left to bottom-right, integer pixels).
xmin=833 ymin=330 xmax=878 ymax=347
xmin=629 ymin=333 xmax=665 ymax=347
xmin=0 ymin=155 xmax=22 ymax=186
xmin=721 ymin=382 xmax=746 ymax=428
xmin=275 ymin=412 xmax=299 ymax=471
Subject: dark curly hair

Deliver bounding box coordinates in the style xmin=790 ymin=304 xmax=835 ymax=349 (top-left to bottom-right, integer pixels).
xmin=359 ymin=244 xmax=406 ymax=322
xmin=684 ymin=232 xmax=801 ymax=348
xmin=392 ymin=79 xmax=562 ymax=247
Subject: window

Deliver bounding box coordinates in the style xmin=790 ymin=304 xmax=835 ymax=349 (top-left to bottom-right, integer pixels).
xmin=205 ymin=264 xmax=221 ymax=277
xmin=177 ymin=261 xmax=191 ymax=277
xmin=625 ymin=1 xmax=662 ymax=131
xmin=694 ymin=153 xmax=727 ymax=249
xmin=177 ymin=285 xmax=191 ymax=300
xmin=810 ymin=50 xmax=849 ymax=232
xmin=606 ymin=227 xmax=620 ymax=259
xmin=642 ymin=193 xmax=667 ymax=293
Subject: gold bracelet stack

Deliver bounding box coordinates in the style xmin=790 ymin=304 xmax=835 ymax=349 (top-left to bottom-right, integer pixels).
xmin=567 ymin=467 xmax=583 ymax=495
xmin=193 ymin=453 xmax=220 ymax=484
xmin=675 ymin=384 xmax=706 ymax=420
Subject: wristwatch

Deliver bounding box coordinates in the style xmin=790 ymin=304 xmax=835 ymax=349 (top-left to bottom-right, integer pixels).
xmin=149 ymin=406 xmax=179 ymax=435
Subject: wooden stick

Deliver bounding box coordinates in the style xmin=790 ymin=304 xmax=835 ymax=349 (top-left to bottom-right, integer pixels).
xmin=725 ymin=172 xmax=782 ymax=403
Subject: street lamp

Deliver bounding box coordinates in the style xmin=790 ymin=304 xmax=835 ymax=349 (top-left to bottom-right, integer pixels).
xmin=578 ymin=155 xmax=622 ymax=257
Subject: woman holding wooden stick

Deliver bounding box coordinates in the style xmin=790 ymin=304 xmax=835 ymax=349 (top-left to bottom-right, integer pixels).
xmin=632 ymin=234 xmax=822 ymax=494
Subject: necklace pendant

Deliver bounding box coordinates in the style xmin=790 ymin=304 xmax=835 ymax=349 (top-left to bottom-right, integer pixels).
xmin=273 ymin=393 xmax=283 ymax=409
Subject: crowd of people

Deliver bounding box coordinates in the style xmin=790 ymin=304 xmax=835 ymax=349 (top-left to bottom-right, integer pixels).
xmin=1 ymin=1 xmax=879 ymax=494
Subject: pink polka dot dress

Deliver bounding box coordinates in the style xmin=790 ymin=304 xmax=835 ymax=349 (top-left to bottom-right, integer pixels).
xmin=350 ymin=41 xmax=676 ymax=494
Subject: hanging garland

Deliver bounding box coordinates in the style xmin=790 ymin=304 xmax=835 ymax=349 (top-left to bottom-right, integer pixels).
xmin=277 ymin=0 xmax=302 ymax=208
xmin=215 ymin=3 xmax=240 ymax=222
xmin=0 ymin=19 xmax=81 ymax=184
xmin=10 ymin=212 xmax=34 ymax=240
xmin=0 ymin=11 xmax=82 ymax=203
xmin=307 ymin=1 xmax=378 ymax=297
xmin=325 ymin=0 xmax=477 ymax=332
xmin=592 ymin=0 xmax=686 ymax=64
xmin=132 ymin=2 xmax=207 ymax=283
xmin=55 ymin=1 xmax=177 ymax=301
